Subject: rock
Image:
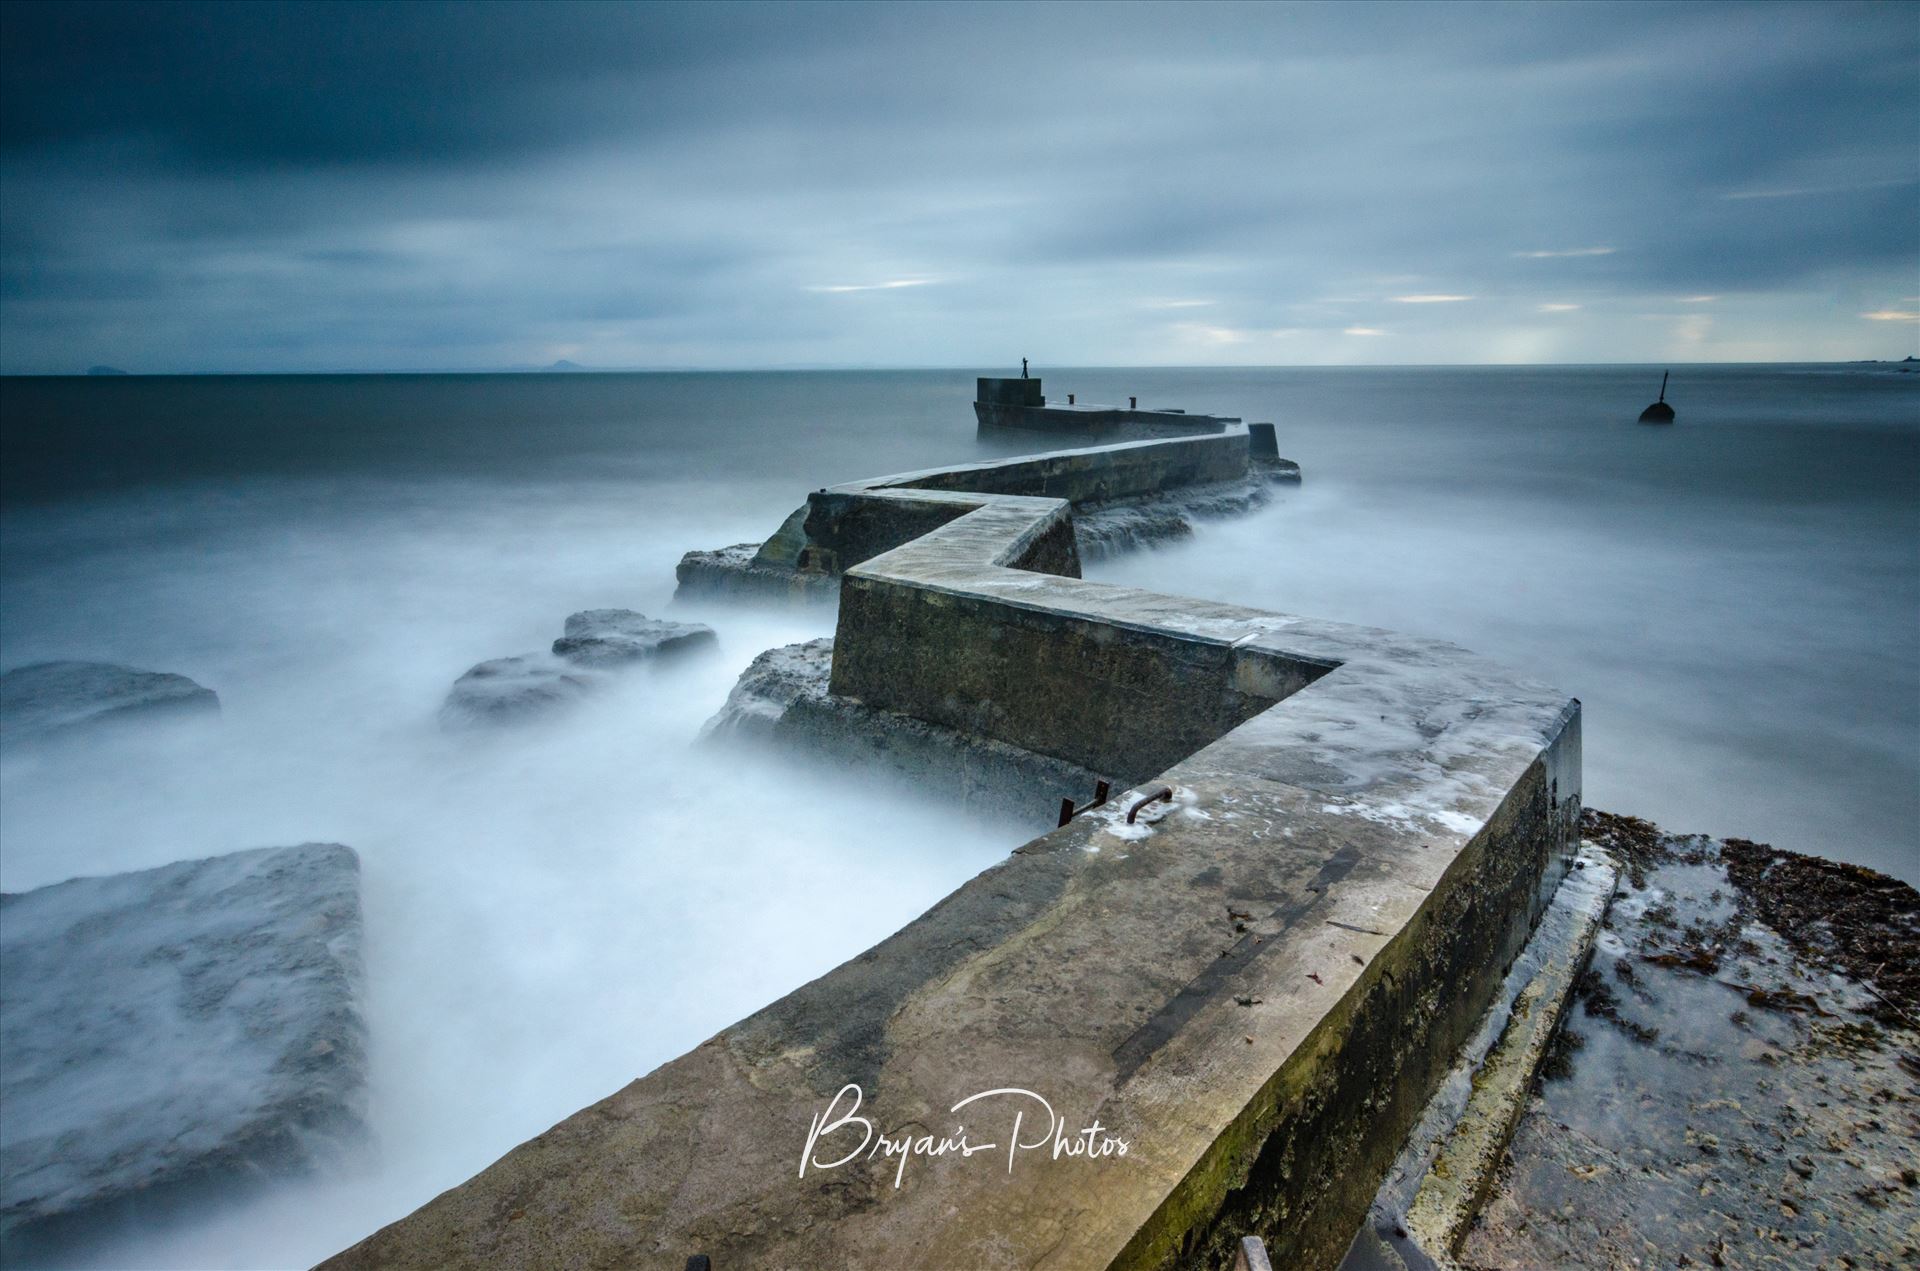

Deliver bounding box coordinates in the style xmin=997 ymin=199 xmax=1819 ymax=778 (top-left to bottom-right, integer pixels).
xmin=675 ymin=542 xmax=839 ymax=605
xmin=550 ymin=609 xmax=715 ymax=667
xmin=701 ymin=638 xmax=835 ymax=742
xmin=704 ymin=638 xmax=1108 ymax=828
xmin=0 ymin=660 xmax=219 ymax=748
xmin=441 ymin=610 xmax=715 ymax=728
xmin=439 ymin=653 xmax=595 ymax=728
xmin=0 ymin=844 xmax=367 ymax=1255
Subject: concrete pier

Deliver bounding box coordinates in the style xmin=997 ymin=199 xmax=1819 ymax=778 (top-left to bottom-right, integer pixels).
xmin=326 ymin=430 xmax=1579 ymax=1271
xmin=674 ymin=424 xmax=1296 ymax=603
xmin=974 ymin=376 xmax=1246 ymax=437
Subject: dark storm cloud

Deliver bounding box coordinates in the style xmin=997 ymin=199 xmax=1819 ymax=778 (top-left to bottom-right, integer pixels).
xmin=1 ymin=0 xmax=1913 ymax=371
xmin=0 ymin=1 xmax=845 ymax=167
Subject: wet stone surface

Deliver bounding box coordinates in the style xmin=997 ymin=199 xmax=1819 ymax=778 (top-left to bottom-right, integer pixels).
xmin=0 ymin=844 xmax=367 ymax=1256
xmin=549 ymin=608 xmax=717 ymax=667
xmin=0 ymin=660 xmax=219 ymax=747
xmin=1460 ymin=811 xmax=1920 ymax=1269
xmin=439 ymin=609 xmax=714 ymax=727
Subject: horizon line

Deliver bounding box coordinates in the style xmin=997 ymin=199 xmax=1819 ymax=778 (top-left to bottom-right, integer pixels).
xmin=7 ymin=357 xmax=1918 ymax=378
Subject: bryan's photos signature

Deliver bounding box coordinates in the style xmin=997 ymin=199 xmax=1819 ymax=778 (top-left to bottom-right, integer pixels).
xmin=800 ymin=1083 xmax=1131 ymax=1189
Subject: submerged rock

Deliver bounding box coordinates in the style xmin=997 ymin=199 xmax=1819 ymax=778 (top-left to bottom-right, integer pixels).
xmin=0 ymin=660 xmax=219 ymax=748
xmin=441 ymin=609 xmax=715 ymax=728
xmin=550 ymin=608 xmax=717 ymax=667
xmin=0 ymin=843 xmax=367 ymax=1255
xmin=439 ymin=652 xmax=597 ymax=728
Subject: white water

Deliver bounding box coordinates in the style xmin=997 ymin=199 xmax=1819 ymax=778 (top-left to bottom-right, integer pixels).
xmin=0 ymin=472 xmax=1013 ymax=1267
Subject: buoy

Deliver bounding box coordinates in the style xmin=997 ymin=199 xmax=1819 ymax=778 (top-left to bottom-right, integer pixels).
xmin=1638 ymin=371 xmax=1675 ymax=424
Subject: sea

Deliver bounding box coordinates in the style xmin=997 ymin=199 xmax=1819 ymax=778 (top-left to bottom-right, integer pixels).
xmin=1 ymin=364 xmax=1914 ymax=1267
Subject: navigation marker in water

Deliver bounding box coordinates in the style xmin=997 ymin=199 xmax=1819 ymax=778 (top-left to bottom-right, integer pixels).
xmin=1638 ymin=371 xmax=1676 ymax=424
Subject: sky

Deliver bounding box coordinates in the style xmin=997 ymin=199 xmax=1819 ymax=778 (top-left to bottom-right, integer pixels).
xmin=1 ymin=0 xmax=1915 ymax=373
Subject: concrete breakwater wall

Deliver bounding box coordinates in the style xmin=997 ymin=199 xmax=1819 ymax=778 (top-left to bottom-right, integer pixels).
xmin=326 ymin=429 xmax=1581 ymax=1270
xmin=973 ymin=375 xmax=1244 ymax=438
xmin=674 ymin=424 xmax=1297 ymax=602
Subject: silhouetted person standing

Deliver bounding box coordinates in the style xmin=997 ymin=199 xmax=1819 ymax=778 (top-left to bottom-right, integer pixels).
xmin=1021 ymin=358 xmax=1028 ymax=378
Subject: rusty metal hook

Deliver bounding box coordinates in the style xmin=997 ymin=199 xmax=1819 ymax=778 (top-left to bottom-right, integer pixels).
xmin=1058 ymin=779 xmax=1116 ymax=827
xmin=1126 ymin=787 xmax=1174 ymax=824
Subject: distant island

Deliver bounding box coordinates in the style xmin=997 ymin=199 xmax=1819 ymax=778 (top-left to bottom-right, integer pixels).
xmin=541 ymin=359 xmax=585 ymax=372
xmin=85 ymin=365 xmax=129 ymax=376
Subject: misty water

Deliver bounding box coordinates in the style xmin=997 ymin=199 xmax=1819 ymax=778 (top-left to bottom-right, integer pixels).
xmin=1 ymin=365 xmax=1914 ymax=1268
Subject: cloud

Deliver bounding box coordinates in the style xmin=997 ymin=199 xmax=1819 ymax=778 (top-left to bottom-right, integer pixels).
xmin=1861 ymin=310 xmax=1919 ymax=322
xmin=1723 ymin=177 xmax=1917 ymax=201
xmin=1344 ymin=327 xmax=1385 ymax=336
xmin=805 ymin=279 xmax=934 ymax=294
xmin=1171 ymin=322 xmax=1251 ymax=345
xmin=0 ymin=0 xmax=1914 ymax=371
xmin=1513 ymin=247 xmax=1616 ymax=259
xmin=1538 ymin=303 xmax=1580 ymax=313
xmin=1673 ymin=314 xmax=1714 ymax=345
xmin=1392 ymin=294 xmax=1474 ymax=304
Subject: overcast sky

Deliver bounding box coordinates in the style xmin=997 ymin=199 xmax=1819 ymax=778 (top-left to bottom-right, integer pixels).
xmin=1 ymin=0 xmax=1914 ymax=373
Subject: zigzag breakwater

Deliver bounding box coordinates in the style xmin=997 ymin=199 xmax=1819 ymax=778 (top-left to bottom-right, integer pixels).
xmin=326 ymin=424 xmax=1582 ymax=1270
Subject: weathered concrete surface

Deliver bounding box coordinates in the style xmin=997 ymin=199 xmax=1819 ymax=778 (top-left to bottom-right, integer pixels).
xmin=0 ymin=660 xmax=218 ymax=748
xmin=1403 ymin=845 xmax=1615 ymax=1255
xmin=328 ymin=433 xmax=1579 ymax=1271
xmin=440 ymin=609 xmax=714 ymax=727
xmin=703 ymin=637 xmax=1109 ymax=829
xmin=673 ymin=426 xmax=1296 ymax=603
xmin=1455 ymin=813 xmax=1920 ymax=1270
xmin=1 ymin=844 xmax=366 ymax=1258
xmin=1342 ymin=842 xmax=1618 ymax=1271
